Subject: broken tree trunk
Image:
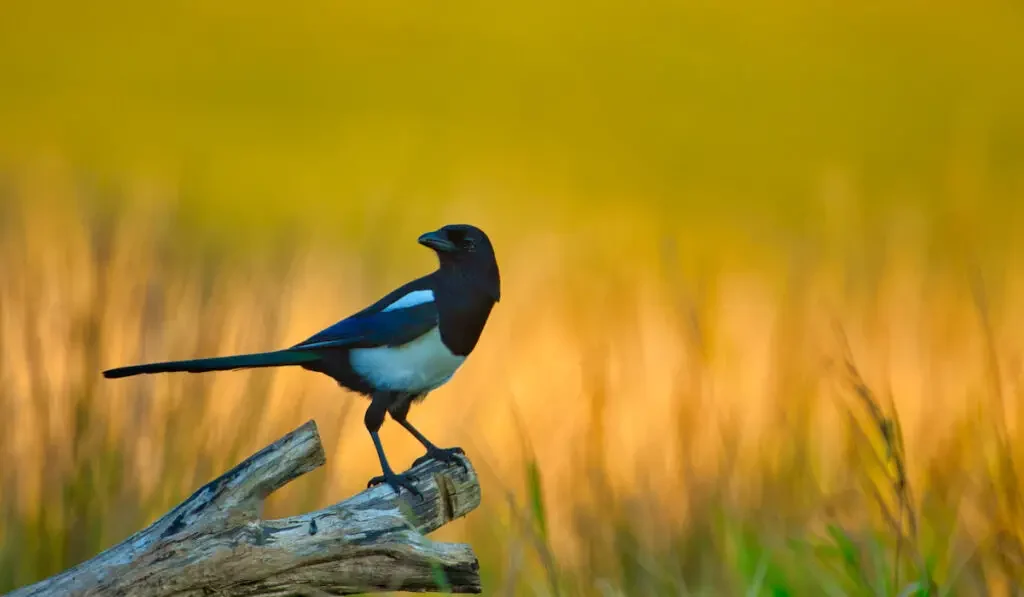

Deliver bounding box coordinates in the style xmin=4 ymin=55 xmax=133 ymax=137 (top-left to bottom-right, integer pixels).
xmin=7 ymin=420 xmax=483 ymax=596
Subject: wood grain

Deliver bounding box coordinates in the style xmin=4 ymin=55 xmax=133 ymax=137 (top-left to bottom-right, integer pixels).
xmin=6 ymin=420 xmax=482 ymax=596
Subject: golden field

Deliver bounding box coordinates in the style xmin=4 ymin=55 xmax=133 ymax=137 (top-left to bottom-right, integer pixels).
xmin=3 ymin=0 xmax=1024 ymax=594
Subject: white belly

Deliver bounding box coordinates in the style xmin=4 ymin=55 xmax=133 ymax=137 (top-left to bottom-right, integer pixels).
xmin=349 ymin=327 xmax=466 ymax=393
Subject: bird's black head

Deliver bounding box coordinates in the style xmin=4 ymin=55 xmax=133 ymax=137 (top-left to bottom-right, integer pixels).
xmin=418 ymin=224 xmax=501 ymax=302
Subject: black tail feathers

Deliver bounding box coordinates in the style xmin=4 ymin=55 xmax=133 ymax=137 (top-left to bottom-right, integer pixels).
xmin=102 ymin=350 xmax=319 ymax=379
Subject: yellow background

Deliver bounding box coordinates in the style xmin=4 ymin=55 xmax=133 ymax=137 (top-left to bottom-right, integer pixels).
xmin=2 ymin=0 xmax=1024 ymax=593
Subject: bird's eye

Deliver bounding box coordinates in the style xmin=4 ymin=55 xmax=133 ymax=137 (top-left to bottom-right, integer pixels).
xmin=463 ymin=238 xmax=476 ymax=251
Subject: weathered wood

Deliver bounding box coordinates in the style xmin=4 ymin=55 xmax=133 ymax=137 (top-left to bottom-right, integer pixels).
xmin=7 ymin=420 xmax=483 ymax=596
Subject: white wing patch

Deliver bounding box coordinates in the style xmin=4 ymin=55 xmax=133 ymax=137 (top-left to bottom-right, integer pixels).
xmin=349 ymin=326 xmax=465 ymax=393
xmin=382 ymin=289 xmax=435 ymax=312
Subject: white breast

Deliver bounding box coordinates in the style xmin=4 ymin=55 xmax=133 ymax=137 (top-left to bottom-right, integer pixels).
xmin=349 ymin=326 xmax=466 ymax=393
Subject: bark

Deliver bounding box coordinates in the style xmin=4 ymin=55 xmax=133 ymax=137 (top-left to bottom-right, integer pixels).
xmin=7 ymin=420 xmax=482 ymax=596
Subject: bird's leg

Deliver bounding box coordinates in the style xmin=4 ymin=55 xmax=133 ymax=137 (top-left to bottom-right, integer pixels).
xmin=389 ymin=398 xmax=467 ymax=472
xmin=401 ymin=419 xmax=467 ymax=471
xmin=364 ymin=395 xmax=421 ymax=498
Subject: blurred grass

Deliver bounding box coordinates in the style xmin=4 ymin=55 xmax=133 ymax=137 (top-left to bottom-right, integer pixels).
xmin=3 ymin=0 xmax=1024 ymax=594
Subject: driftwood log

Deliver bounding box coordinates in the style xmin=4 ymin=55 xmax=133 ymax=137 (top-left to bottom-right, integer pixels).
xmin=7 ymin=420 xmax=482 ymax=596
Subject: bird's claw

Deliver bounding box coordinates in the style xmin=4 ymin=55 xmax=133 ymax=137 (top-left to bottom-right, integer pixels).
xmin=412 ymin=446 xmax=468 ymax=472
xmin=367 ymin=471 xmax=422 ymax=498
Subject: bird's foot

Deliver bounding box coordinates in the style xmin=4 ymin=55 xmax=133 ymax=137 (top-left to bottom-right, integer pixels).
xmin=412 ymin=446 xmax=467 ymax=472
xmin=367 ymin=470 xmax=422 ymax=498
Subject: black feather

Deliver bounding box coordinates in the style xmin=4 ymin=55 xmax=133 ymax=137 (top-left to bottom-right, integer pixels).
xmin=102 ymin=350 xmax=320 ymax=379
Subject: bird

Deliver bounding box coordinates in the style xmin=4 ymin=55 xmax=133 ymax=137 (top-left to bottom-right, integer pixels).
xmin=102 ymin=223 xmax=500 ymax=497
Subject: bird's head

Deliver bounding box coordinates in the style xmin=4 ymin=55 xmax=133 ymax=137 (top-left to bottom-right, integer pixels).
xmin=418 ymin=224 xmax=501 ymax=302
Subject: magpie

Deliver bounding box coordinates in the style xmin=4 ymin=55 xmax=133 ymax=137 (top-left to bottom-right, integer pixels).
xmin=102 ymin=224 xmax=500 ymax=497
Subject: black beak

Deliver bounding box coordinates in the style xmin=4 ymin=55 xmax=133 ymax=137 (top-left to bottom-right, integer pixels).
xmin=418 ymin=230 xmax=457 ymax=253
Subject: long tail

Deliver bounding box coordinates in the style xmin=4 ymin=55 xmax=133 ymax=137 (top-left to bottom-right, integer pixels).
xmin=102 ymin=350 xmax=319 ymax=379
